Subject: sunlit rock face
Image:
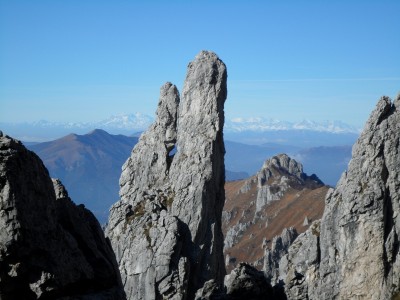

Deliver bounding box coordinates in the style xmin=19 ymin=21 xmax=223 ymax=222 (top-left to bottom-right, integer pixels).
xmin=106 ymin=51 xmax=227 ymax=300
xmin=0 ymin=132 xmax=125 ymax=300
xmin=276 ymin=95 xmax=400 ymax=299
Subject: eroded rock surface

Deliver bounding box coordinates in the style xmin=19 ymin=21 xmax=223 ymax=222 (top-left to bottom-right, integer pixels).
xmin=223 ymin=154 xmax=327 ymax=271
xmin=278 ymin=95 xmax=400 ymax=299
xmin=224 ymin=263 xmax=274 ymax=300
xmin=0 ymin=133 xmax=125 ymax=300
xmin=263 ymin=227 xmax=298 ymax=284
xmin=255 ymin=154 xmax=323 ymax=212
xmin=106 ymin=51 xmax=227 ymax=299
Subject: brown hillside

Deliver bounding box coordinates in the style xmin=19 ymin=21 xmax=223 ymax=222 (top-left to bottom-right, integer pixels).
xmin=223 ymin=170 xmax=329 ymax=271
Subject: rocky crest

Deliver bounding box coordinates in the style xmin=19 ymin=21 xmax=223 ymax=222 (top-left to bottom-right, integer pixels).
xmin=223 ymin=154 xmax=328 ymax=271
xmin=0 ymin=132 xmax=125 ymax=299
xmin=254 ymin=154 xmax=323 ymax=212
xmin=106 ymin=51 xmax=227 ymax=299
xmin=274 ymin=95 xmax=400 ymax=299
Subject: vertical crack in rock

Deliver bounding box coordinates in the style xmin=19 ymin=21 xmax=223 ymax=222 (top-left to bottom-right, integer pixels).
xmin=106 ymin=51 xmax=227 ymax=300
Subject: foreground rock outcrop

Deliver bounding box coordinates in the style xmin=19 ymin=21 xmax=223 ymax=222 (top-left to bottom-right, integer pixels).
xmin=273 ymin=95 xmax=400 ymax=299
xmin=0 ymin=132 xmax=125 ymax=299
xmin=106 ymin=51 xmax=227 ymax=299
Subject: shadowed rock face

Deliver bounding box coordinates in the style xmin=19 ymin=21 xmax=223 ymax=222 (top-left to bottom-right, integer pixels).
xmin=106 ymin=51 xmax=227 ymax=300
xmin=276 ymin=95 xmax=400 ymax=299
xmin=0 ymin=133 xmax=125 ymax=300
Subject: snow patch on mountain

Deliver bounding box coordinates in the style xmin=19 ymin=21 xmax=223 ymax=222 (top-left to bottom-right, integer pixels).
xmin=1 ymin=114 xmax=360 ymax=142
xmin=225 ymin=117 xmax=361 ymax=134
xmin=98 ymin=113 xmax=153 ymax=129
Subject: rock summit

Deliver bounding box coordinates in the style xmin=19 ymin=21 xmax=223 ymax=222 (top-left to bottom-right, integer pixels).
xmin=106 ymin=50 xmax=227 ymax=300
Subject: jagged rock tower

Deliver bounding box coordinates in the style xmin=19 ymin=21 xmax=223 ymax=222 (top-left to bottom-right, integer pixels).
xmin=106 ymin=51 xmax=227 ymax=299
xmin=278 ymin=95 xmax=400 ymax=299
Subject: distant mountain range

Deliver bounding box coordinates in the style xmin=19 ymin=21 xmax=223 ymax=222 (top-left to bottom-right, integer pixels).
xmin=1 ymin=113 xmax=360 ymax=142
xmin=24 ymin=128 xmax=353 ymax=224
xmin=27 ymin=129 xmax=138 ymax=224
xmin=225 ymin=117 xmax=360 ymax=134
xmin=1 ymin=113 xmax=153 ymax=141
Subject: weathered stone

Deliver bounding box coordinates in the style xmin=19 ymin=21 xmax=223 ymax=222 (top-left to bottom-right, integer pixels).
xmin=106 ymin=50 xmax=227 ymax=299
xmin=223 ymin=154 xmax=327 ymax=271
xmin=263 ymin=227 xmax=298 ymax=284
xmin=194 ymin=279 xmax=225 ymax=300
xmin=224 ymin=263 xmax=274 ymax=299
xmin=278 ymin=221 xmax=321 ymax=299
xmin=256 ymin=154 xmax=322 ymax=212
xmin=0 ymin=134 xmax=125 ymax=299
xmin=279 ymin=95 xmax=400 ymax=299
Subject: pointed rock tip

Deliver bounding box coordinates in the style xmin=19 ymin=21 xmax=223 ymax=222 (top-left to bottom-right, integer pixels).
xmin=89 ymin=128 xmax=108 ymax=135
xmin=160 ymin=82 xmax=179 ymax=96
xmin=366 ymin=95 xmax=394 ymax=127
xmin=194 ymin=50 xmax=224 ymax=63
xmin=394 ymin=91 xmax=400 ymax=108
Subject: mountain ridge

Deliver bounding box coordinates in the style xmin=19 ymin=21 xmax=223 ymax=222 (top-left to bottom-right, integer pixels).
xmin=28 ymin=129 xmax=138 ymax=224
xmin=1 ymin=114 xmax=361 ymax=143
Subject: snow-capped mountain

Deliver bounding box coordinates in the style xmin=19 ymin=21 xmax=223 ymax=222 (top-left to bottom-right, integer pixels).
xmin=22 ymin=113 xmax=154 ymax=131
xmin=97 ymin=113 xmax=153 ymax=130
xmin=0 ymin=113 xmax=154 ymax=141
xmin=1 ymin=113 xmax=360 ymax=143
xmin=225 ymin=117 xmax=360 ymax=134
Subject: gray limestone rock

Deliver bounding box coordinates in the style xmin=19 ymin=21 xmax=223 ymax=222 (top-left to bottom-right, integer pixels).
xmin=224 ymin=263 xmax=273 ymax=300
xmin=263 ymin=227 xmax=298 ymax=284
xmin=224 ymin=221 xmax=252 ymax=250
xmin=278 ymin=221 xmax=321 ymax=299
xmin=255 ymin=154 xmax=322 ymax=212
xmin=280 ymin=95 xmax=400 ymax=299
xmin=0 ymin=134 xmax=125 ymax=299
xmin=106 ymin=50 xmax=227 ymax=300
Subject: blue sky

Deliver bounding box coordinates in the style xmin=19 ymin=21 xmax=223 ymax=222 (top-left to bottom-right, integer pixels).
xmin=1 ymin=0 xmax=399 ymax=127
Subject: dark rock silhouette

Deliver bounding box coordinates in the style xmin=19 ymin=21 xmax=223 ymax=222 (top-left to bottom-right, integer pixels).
xmin=0 ymin=133 xmax=125 ymax=299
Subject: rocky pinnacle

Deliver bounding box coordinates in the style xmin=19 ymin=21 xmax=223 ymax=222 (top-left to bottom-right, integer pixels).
xmin=106 ymin=51 xmax=227 ymax=300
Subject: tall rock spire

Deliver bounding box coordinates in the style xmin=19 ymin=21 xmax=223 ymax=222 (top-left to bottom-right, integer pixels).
xmin=169 ymin=50 xmax=227 ymax=291
xmin=106 ymin=51 xmax=227 ymax=299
